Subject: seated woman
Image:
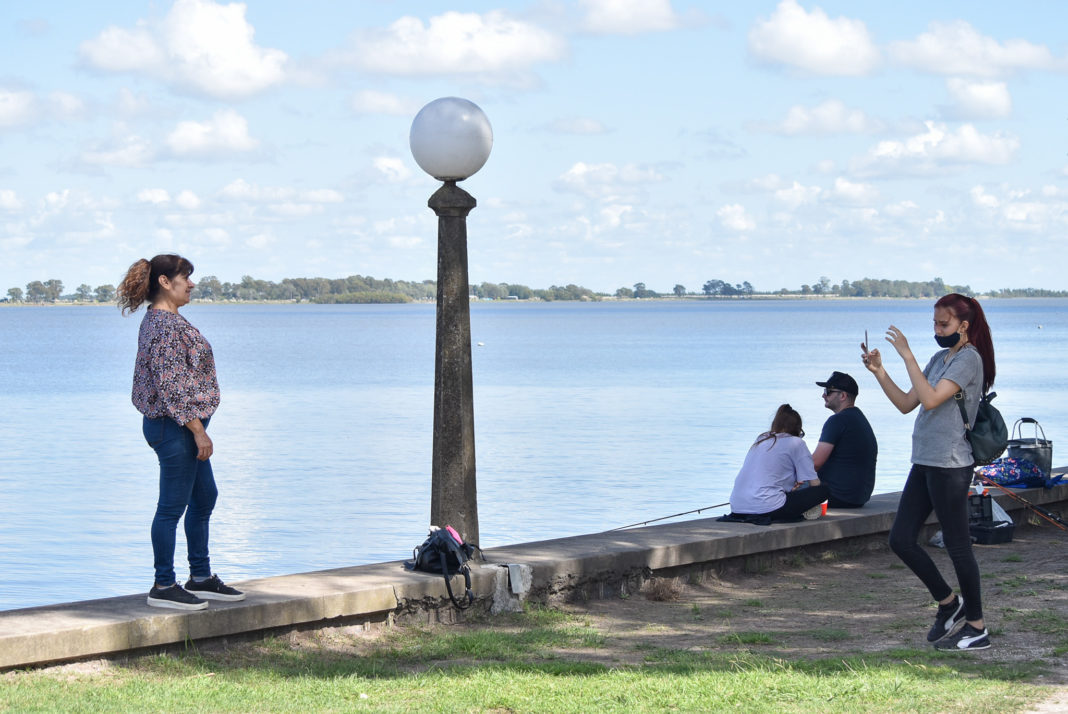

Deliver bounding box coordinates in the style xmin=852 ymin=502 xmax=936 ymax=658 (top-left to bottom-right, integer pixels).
xmin=724 ymin=404 xmax=827 ymax=523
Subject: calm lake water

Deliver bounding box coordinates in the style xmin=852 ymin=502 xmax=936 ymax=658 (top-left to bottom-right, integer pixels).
xmin=1 ymin=298 xmax=1065 ymax=611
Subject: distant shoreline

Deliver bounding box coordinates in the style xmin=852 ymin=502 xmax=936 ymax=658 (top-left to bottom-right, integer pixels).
xmin=2 ymin=293 xmax=1064 ymax=308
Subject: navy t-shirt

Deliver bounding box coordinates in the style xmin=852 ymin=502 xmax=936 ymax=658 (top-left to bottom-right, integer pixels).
xmin=817 ymin=407 xmax=878 ymax=505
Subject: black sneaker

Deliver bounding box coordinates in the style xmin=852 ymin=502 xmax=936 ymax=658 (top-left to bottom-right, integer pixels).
xmin=927 ymin=596 xmax=965 ymax=642
xmin=183 ymin=574 xmax=246 ymax=601
xmin=147 ymin=584 xmax=208 ymax=611
xmin=934 ymin=623 xmax=991 ymax=651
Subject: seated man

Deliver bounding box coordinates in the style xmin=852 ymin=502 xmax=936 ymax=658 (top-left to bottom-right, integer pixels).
xmin=812 ymin=371 xmax=878 ymax=508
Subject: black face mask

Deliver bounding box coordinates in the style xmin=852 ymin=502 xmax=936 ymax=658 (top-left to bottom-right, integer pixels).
xmin=935 ymin=333 xmax=961 ymax=348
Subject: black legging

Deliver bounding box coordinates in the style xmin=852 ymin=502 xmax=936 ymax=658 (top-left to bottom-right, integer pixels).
xmin=763 ymin=487 xmax=829 ymax=521
xmin=889 ymin=463 xmax=983 ymax=622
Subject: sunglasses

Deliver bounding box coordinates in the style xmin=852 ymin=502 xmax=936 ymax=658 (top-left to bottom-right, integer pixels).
xmin=823 ymin=388 xmax=846 ymax=397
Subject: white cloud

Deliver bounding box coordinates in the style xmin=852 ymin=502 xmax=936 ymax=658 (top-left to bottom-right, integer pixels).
xmin=855 ymin=121 xmax=1019 ymax=175
xmin=889 ymin=20 xmax=1057 ymax=77
xmin=116 ymin=88 xmax=154 ymax=117
xmin=546 ymin=117 xmax=608 ymax=135
xmin=137 ymin=188 xmax=171 ymax=204
xmin=581 ymin=0 xmax=681 ymax=35
xmin=0 ymin=189 xmax=23 ymax=211
xmin=745 ymin=174 xmax=786 ymax=192
xmin=829 ymin=178 xmax=878 ymax=204
xmin=717 ymin=203 xmax=755 ymax=231
xmin=0 ymin=88 xmax=36 ymax=128
xmin=175 ymin=190 xmax=201 ymax=209
xmin=373 ymin=156 xmax=412 ymax=183
xmin=166 ymin=110 xmax=259 ymax=157
xmin=80 ymin=0 xmax=287 ymax=99
xmin=201 ymin=227 xmax=231 ymax=246
xmin=748 ymin=0 xmax=879 ymax=76
xmin=81 ymin=134 xmax=155 ymax=167
xmin=554 ymin=162 xmax=664 ymax=199
xmin=302 ymin=189 xmax=343 ymax=203
xmin=945 ymin=78 xmax=1011 ymax=119
xmin=774 ymin=99 xmax=881 ymax=135
xmin=774 ymin=181 xmax=821 ymax=209
xmin=47 ymin=92 xmax=86 ymax=119
xmin=350 ymin=90 xmax=419 ymax=116
xmin=970 ymin=185 xmax=999 ymax=209
xmin=349 ymin=11 xmax=565 ymax=77
xmin=245 ymin=233 xmax=273 ymax=249
xmin=882 ymin=200 xmax=919 ymax=217
xmin=217 ymin=179 xmax=343 ymax=212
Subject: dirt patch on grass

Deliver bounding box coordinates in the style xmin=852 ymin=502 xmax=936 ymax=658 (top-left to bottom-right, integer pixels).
xmin=556 ymin=524 xmax=1068 ymax=672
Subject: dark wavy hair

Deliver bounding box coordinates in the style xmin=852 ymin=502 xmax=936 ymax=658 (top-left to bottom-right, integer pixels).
xmin=934 ymin=293 xmax=996 ymax=392
xmin=116 ymin=254 xmax=194 ymax=315
xmin=754 ymin=404 xmax=804 ymax=449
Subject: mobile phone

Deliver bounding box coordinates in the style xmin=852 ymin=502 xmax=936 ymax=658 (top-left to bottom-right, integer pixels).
xmin=863 ymin=330 xmax=868 ymax=353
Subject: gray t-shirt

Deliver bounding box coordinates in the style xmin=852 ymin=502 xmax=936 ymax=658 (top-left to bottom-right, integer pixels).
xmin=911 ymin=345 xmax=983 ymax=468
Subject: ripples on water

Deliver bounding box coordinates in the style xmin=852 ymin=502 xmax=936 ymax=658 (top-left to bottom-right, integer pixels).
xmin=0 ymin=298 xmax=1064 ymax=610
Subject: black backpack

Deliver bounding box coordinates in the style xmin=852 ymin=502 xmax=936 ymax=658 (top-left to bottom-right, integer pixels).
xmin=405 ymin=525 xmax=478 ymax=609
xmin=955 ymin=389 xmax=1008 ymax=466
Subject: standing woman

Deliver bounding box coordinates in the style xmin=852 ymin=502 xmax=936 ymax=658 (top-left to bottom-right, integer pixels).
xmin=862 ymin=293 xmax=994 ymax=650
xmin=117 ymin=254 xmax=244 ymax=610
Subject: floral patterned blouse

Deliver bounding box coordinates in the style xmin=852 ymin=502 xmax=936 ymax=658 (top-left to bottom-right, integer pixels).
xmin=132 ymin=309 xmax=220 ymax=425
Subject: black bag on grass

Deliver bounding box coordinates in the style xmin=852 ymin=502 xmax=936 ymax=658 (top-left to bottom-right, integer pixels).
xmin=405 ymin=525 xmax=478 ymax=609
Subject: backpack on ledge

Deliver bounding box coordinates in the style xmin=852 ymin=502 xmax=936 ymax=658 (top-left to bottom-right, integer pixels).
xmin=405 ymin=525 xmax=479 ymax=609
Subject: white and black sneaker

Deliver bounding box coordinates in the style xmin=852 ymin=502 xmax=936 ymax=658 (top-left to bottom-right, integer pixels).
xmin=927 ymin=596 xmax=965 ymax=642
xmin=934 ymin=622 xmax=991 ymax=651
xmin=147 ymin=583 xmax=208 ymax=611
xmin=184 ymin=574 xmax=245 ymax=601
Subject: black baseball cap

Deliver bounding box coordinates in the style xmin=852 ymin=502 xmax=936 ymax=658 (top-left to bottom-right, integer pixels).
xmin=816 ymin=371 xmax=858 ymax=396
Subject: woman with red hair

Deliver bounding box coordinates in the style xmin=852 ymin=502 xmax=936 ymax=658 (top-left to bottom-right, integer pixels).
xmin=863 ymin=293 xmax=996 ymax=651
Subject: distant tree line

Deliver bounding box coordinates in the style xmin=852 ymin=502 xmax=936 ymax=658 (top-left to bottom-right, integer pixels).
xmin=6 ymin=280 xmax=117 ymax=304
xmin=469 ymin=282 xmax=598 ymax=301
xmin=5 ymin=274 xmax=1067 ymax=305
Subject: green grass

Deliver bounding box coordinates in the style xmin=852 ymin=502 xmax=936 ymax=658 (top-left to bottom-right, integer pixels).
xmin=0 ymin=608 xmax=1055 ymax=714
xmin=718 ymin=631 xmax=778 ymax=645
xmin=998 ymin=575 xmax=1030 ymax=590
xmin=800 ymin=628 xmax=853 ymax=642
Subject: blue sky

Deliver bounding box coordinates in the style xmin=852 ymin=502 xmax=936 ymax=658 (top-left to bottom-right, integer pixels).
xmin=1 ymin=0 xmax=1066 ymax=295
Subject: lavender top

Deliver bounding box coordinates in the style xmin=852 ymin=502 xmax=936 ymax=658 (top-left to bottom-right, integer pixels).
xmin=132 ymin=309 xmax=220 ymax=425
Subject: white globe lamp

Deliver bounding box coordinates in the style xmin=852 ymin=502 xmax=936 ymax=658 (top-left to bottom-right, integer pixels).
xmin=409 ymin=97 xmax=493 ymax=181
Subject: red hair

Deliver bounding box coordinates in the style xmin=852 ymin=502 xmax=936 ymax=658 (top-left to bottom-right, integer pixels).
xmin=934 ymin=293 xmax=996 ymax=392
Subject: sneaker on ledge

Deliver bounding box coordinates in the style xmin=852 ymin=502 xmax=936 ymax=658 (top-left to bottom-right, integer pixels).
xmin=927 ymin=596 xmax=965 ymax=642
xmin=147 ymin=584 xmax=208 ymax=611
xmin=801 ymin=505 xmax=823 ymax=520
xmin=934 ymin=622 xmax=990 ymax=651
xmin=184 ymin=574 xmax=246 ymax=601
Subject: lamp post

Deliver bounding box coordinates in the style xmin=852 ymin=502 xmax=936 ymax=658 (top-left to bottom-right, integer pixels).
xmin=410 ymin=97 xmax=493 ymax=546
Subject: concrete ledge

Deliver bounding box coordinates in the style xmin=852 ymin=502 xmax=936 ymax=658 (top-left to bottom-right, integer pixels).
xmin=2 ymin=475 xmax=1066 ymax=670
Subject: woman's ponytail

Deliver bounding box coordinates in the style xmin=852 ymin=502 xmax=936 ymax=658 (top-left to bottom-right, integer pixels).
xmin=116 ymin=258 xmax=152 ymax=315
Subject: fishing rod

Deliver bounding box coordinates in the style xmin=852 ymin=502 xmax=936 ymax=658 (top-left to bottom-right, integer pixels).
xmin=609 ymin=502 xmax=731 ymax=531
xmin=975 ymin=474 xmax=1068 ymax=532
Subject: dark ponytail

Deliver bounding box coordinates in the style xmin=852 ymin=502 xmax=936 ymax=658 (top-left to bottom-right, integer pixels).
xmin=116 ymin=254 xmax=194 ymax=315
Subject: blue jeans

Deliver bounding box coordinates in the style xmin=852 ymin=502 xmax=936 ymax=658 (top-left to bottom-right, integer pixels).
xmin=889 ymin=463 xmax=983 ymax=622
xmin=143 ymin=416 xmax=217 ymax=587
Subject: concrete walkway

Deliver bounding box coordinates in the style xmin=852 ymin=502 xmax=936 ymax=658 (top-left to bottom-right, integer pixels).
xmin=3 ymin=477 xmax=1066 ymax=670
